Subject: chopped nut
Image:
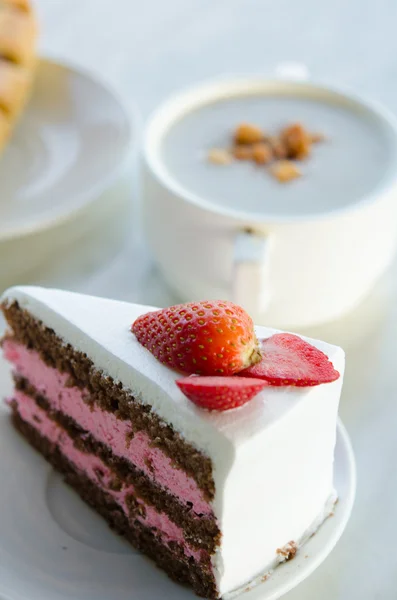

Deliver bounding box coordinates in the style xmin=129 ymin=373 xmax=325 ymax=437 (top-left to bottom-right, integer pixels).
xmin=207 ymin=121 xmax=325 ymax=185
xmin=208 ymin=148 xmax=233 ymax=165
xmin=252 ymin=142 xmax=273 ymax=165
xmin=233 ymin=144 xmax=254 ymax=160
xmin=282 ymin=123 xmax=311 ymax=160
xmin=268 ymin=136 xmax=288 ymax=160
xmin=270 ymin=160 xmax=301 ymax=183
xmin=234 ymin=123 xmax=264 ymax=145
xmin=311 ymin=132 xmax=326 ymax=143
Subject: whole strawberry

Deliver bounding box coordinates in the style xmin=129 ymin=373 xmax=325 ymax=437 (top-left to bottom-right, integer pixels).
xmin=132 ymin=300 xmax=261 ymax=376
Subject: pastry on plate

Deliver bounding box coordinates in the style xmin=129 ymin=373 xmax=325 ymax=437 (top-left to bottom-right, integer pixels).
xmin=0 ymin=0 xmax=37 ymax=152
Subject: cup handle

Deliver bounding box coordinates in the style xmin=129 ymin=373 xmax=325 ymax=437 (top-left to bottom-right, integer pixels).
xmin=232 ymin=230 xmax=272 ymax=316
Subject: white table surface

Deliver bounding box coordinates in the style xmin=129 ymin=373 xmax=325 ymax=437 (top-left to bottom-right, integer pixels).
xmin=4 ymin=0 xmax=397 ymax=597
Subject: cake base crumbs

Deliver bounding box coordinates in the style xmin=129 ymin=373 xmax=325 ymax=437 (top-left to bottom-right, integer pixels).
xmin=276 ymin=540 xmax=298 ymax=561
xmin=261 ymin=574 xmax=270 ymax=583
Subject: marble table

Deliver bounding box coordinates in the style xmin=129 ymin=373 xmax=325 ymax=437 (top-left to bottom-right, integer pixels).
xmin=4 ymin=0 xmax=397 ymax=597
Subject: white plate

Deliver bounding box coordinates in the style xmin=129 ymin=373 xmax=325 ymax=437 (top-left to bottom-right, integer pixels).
xmin=0 ymin=351 xmax=356 ymax=600
xmin=0 ymin=58 xmax=133 ymax=241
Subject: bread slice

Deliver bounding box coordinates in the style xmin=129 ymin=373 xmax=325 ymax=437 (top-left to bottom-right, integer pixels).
xmin=4 ymin=0 xmax=33 ymax=12
xmin=0 ymin=107 xmax=11 ymax=148
xmin=0 ymin=59 xmax=33 ymax=117
xmin=0 ymin=0 xmax=37 ymax=153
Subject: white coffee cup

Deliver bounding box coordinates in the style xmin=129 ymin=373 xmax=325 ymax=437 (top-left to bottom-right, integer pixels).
xmin=142 ymin=72 xmax=397 ymax=328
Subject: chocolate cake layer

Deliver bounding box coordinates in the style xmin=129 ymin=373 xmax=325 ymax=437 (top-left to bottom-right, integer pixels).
xmin=14 ymin=375 xmax=220 ymax=553
xmin=12 ymin=410 xmax=218 ymax=599
xmin=3 ymin=302 xmax=214 ymax=499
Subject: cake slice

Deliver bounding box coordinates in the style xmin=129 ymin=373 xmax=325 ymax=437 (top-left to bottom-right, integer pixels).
xmin=1 ymin=286 xmax=345 ymax=599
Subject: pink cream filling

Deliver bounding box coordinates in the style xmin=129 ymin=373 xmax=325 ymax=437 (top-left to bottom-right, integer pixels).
xmin=4 ymin=340 xmax=211 ymax=516
xmin=13 ymin=390 xmax=204 ymax=561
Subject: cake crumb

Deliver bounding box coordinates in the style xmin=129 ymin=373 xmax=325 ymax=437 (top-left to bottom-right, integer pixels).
xmin=64 ymin=376 xmax=75 ymax=388
xmin=305 ymin=554 xmax=309 ymax=559
xmin=125 ymin=429 xmax=134 ymax=448
xmin=234 ymin=123 xmax=264 ymax=145
xmin=93 ymin=467 xmax=105 ymax=482
xmin=108 ymin=476 xmax=123 ymax=492
xmin=144 ymin=455 xmax=155 ymax=473
xmin=252 ymin=142 xmax=273 ymax=165
xmin=126 ymin=493 xmax=146 ymax=518
xmin=208 ymin=148 xmax=233 ymax=165
xmin=276 ymin=541 xmax=298 ymax=561
xmin=261 ymin=574 xmax=270 ymax=582
xmin=269 ymin=160 xmax=301 ymax=183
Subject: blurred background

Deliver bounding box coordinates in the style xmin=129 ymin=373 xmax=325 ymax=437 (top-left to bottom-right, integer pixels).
xmin=37 ymin=0 xmax=397 ymax=117
xmin=25 ymin=0 xmax=397 ymax=306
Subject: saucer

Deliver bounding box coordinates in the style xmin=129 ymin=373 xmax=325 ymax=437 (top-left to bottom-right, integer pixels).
xmin=0 ymin=57 xmax=133 ymax=241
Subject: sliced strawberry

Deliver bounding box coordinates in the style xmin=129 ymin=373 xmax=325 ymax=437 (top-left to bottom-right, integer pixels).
xmin=240 ymin=333 xmax=340 ymax=386
xmin=176 ymin=376 xmax=268 ymax=411
xmin=132 ymin=300 xmax=261 ymax=376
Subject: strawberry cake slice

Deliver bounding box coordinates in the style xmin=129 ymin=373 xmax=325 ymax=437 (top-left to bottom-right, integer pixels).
xmin=1 ymin=286 xmax=344 ymax=599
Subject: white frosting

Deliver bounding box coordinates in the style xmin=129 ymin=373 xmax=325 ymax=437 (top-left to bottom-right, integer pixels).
xmin=223 ymin=489 xmax=338 ymax=600
xmin=2 ymin=286 xmax=345 ymax=596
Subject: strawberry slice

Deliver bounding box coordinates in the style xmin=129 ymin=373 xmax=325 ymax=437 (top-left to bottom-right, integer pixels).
xmin=176 ymin=376 xmax=268 ymax=411
xmin=240 ymin=333 xmax=340 ymax=386
xmin=132 ymin=300 xmax=261 ymax=376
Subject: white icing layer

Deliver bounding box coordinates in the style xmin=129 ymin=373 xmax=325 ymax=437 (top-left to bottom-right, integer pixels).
xmin=2 ymin=286 xmax=345 ymax=597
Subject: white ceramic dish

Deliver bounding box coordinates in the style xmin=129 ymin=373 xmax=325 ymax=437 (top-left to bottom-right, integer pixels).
xmin=0 ymin=342 xmax=356 ymax=600
xmin=0 ymin=57 xmax=133 ymax=242
xmin=143 ymin=76 xmax=397 ymax=328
